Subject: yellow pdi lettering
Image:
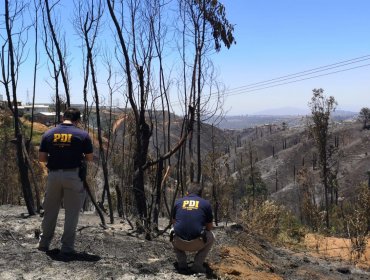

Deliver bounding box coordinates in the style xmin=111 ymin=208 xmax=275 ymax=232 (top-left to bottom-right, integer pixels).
xmin=53 ymin=134 xmax=61 ymax=142
xmin=182 ymin=200 xmax=199 ymax=210
xmin=182 ymin=200 xmax=190 ymax=208
xmin=60 ymin=134 xmax=72 ymax=142
xmin=190 ymin=200 xmax=199 ymax=208
xmin=53 ymin=133 xmax=72 ymax=143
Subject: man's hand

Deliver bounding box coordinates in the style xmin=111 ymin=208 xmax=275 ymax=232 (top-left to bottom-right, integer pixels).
xmin=38 ymin=152 xmax=48 ymax=163
xmin=206 ymin=222 xmax=213 ymax=231
xmin=84 ymin=153 xmax=93 ymax=161
xmin=79 ymin=160 xmax=87 ymax=182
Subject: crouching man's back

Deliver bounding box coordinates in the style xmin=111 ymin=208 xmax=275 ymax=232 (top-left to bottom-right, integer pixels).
xmin=171 ymin=183 xmax=215 ymax=274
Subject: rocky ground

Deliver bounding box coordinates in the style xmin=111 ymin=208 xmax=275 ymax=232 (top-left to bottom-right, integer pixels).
xmin=0 ymin=205 xmax=370 ymax=280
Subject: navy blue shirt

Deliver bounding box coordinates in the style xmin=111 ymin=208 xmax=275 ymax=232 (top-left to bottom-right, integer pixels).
xmin=39 ymin=123 xmax=93 ymax=170
xmin=172 ymin=193 xmax=213 ymax=240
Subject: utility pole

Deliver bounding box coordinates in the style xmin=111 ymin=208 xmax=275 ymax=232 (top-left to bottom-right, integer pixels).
xmin=26 ymin=89 xmax=30 ymax=105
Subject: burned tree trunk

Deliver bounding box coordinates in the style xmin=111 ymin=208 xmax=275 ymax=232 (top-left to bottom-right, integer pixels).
xmin=3 ymin=0 xmax=35 ymax=215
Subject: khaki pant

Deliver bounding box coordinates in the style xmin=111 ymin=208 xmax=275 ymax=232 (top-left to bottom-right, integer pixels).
xmin=172 ymin=231 xmax=215 ymax=268
xmin=39 ymin=169 xmax=86 ymax=253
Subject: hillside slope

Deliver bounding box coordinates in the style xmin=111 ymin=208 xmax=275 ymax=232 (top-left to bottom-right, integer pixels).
xmin=1 ymin=205 xmax=369 ymax=280
xmin=228 ymin=121 xmax=369 ymax=214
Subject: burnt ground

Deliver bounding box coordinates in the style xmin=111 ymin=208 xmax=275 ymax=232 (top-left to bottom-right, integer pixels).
xmin=0 ymin=205 xmax=369 ymax=280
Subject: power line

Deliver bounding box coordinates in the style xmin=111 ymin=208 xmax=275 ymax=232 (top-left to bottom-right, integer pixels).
xmin=170 ymin=55 xmax=370 ymax=108
xmin=223 ymin=63 xmax=370 ymax=97
xmin=224 ymin=55 xmax=370 ymax=93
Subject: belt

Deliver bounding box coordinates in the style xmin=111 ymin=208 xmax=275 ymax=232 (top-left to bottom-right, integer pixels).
xmin=49 ymin=168 xmax=79 ymax=172
xmin=175 ymin=230 xmax=207 ymax=243
xmin=175 ymin=233 xmax=202 ymax=241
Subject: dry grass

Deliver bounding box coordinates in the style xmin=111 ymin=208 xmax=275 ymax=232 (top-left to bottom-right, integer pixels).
xmin=212 ymin=246 xmax=282 ymax=280
xmin=304 ymin=233 xmax=370 ymax=269
xmin=21 ymin=118 xmax=49 ymax=133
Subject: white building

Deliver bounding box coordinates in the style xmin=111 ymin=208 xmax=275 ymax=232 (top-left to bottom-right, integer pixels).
xmin=34 ymin=112 xmax=61 ymax=125
xmin=18 ymin=104 xmax=50 ymax=115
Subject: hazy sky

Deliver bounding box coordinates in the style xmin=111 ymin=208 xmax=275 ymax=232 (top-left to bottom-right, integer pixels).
xmin=2 ymin=0 xmax=370 ymax=115
xmin=213 ymin=0 xmax=370 ymax=114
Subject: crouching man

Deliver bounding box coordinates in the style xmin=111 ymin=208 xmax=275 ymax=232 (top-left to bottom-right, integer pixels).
xmin=171 ymin=183 xmax=215 ymax=274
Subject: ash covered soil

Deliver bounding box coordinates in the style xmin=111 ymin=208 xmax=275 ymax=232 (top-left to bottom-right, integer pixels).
xmin=0 ymin=205 xmax=369 ymax=280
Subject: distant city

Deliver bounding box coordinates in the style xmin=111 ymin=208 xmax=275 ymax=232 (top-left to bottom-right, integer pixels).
xmin=0 ymin=96 xmax=359 ymax=130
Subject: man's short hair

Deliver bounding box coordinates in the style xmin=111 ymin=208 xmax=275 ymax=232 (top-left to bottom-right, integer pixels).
xmin=63 ymin=108 xmax=81 ymax=122
xmin=187 ymin=182 xmax=203 ymax=196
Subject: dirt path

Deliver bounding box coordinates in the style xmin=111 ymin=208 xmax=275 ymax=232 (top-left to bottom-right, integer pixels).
xmin=0 ymin=205 xmax=369 ymax=280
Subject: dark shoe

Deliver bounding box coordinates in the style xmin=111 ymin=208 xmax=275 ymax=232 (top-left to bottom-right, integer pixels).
xmin=178 ymin=267 xmax=188 ymax=274
xmin=37 ymin=245 xmax=49 ymax=252
xmin=175 ymin=262 xmax=189 ymax=274
xmin=191 ymin=264 xmax=207 ymax=274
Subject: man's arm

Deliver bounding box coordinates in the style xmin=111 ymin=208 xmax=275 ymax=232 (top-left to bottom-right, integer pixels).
xmin=205 ymin=222 xmax=213 ymax=231
xmin=39 ymin=152 xmax=48 ymax=163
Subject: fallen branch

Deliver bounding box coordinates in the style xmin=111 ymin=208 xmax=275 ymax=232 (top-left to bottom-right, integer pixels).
xmin=5 ymin=230 xmax=25 ymax=248
xmin=83 ymin=180 xmax=107 ymax=229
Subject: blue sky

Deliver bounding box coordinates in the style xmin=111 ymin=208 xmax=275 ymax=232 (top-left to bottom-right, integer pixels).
xmin=2 ymin=0 xmax=370 ymax=115
xmin=212 ymin=0 xmax=370 ymax=114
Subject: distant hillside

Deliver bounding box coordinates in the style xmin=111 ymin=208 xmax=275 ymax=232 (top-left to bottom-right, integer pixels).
xmin=111 ymin=111 xmax=232 ymax=159
xmin=226 ymin=120 xmax=369 ymax=215
xmin=93 ymin=109 xmax=367 ymax=218
xmin=211 ymin=110 xmax=358 ymax=130
xmin=210 ymin=115 xmax=304 ymax=130
xmin=253 ymin=106 xmax=309 ymax=116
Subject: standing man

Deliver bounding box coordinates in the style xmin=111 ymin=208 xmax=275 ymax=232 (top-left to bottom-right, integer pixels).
xmin=38 ymin=108 xmax=93 ymax=255
xmin=171 ymin=183 xmax=215 ymax=274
